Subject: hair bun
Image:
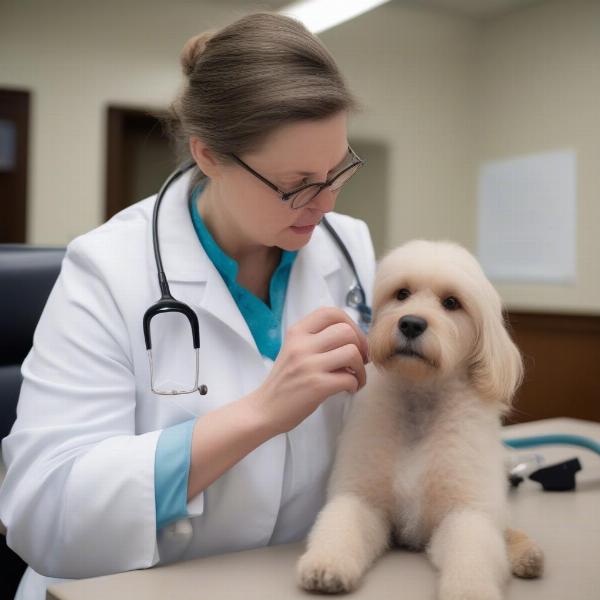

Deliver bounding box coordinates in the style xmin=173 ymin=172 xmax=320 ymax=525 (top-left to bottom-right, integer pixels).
xmin=180 ymin=31 xmax=215 ymax=76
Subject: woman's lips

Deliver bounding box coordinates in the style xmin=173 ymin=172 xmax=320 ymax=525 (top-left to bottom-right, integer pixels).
xmin=290 ymin=224 xmax=317 ymax=234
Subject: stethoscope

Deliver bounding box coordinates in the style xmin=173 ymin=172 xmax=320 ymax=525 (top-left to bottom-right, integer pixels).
xmin=142 ymin=160 xmax=372 ymax=397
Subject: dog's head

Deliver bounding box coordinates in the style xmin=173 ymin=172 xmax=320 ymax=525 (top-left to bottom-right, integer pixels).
xmin=368 ymin=240 xmax=523 ymax=412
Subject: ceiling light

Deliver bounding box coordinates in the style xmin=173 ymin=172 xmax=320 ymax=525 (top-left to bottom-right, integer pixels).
xmin=280 ymin=0 xmax=393 ymax=34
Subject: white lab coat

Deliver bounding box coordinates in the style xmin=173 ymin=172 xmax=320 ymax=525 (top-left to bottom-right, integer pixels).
xmin=0 ymin=169 xmax=376 ymax=600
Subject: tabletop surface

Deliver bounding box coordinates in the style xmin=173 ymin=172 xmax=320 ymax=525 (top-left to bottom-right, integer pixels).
xmin=42 ymin=417 xmax=600 ymax=599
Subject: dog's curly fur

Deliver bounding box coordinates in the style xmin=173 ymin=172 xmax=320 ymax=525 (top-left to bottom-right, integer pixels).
xmin=297 ymin=240 xmax=544 ymax=598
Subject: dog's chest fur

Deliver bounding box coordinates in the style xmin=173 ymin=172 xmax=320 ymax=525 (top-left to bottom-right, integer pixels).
xmin=337 ymin=373 xmax=506 ymax=551
xmin=388 ymin=389 xmax=441 ymax=549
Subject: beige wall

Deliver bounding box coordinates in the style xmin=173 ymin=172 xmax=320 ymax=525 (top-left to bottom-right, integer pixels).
xmin=322 ymin=3 xmax=478 ymax=253
xmin=0 ymin=0 xmax=247 ymax=244
xmin=0 ymin=0 xmax=477 ymax=250
xmin=328 ymin=0 xmax=600 ymax=314
xmin=475 ymin=0 xmax=600 ymax=313
xmin=1 ymin=0 xmax=598 ymax=314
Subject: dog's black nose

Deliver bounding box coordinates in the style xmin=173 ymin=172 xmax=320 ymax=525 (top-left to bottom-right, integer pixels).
xmin=398 ymin=315 xmax=428 ymax=339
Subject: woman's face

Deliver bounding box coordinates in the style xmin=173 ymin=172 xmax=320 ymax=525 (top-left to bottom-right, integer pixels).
xmin=208 ymin=110 xmax=351 ymax=253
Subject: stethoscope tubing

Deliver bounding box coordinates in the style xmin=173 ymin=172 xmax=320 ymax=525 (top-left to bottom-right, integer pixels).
xmin=151 ymin=159 xmax=197 ymax=299
xmin=503 ymin=434 xmax=600 ymax=456
xmin=150 ymin=161 xmax=372 ymax=329
xmin=144 ymin=161 xmax=372 ymax=395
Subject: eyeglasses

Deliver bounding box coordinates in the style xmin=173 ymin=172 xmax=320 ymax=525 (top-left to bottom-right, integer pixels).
xmin=229 ymin=145 xmax=364 ymax=209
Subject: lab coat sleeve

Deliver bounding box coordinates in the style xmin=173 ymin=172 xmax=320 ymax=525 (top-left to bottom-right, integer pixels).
xmin=154 ymin=418 xmax=199 ymax=530
xmin=0 ymin=238 xmax=161 ymax=579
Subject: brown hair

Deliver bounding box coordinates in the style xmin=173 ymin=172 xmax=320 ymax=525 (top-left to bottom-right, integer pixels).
xmin=161 ymin=12 xmax=359 ymax=188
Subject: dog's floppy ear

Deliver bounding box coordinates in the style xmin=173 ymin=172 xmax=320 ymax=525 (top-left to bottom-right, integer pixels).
xmin=469 ymin=286 xmax=524 ymax=412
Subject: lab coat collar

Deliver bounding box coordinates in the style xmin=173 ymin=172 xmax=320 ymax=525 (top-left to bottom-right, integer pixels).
xmin=155 ymin=168 xmax=342 ymax=348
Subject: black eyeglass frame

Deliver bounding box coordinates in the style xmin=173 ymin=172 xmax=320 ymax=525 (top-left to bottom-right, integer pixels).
xmin=229 ymin=145 xmax=364 ymax=209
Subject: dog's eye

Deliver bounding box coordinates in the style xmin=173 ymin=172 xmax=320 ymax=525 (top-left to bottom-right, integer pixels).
xmin=442 ymin=296 xmax=461 ymax=311
xmin=396 ymin=288 xmax=411 ymax=301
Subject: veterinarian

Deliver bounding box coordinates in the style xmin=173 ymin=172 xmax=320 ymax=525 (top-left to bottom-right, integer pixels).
xmin=0 ymin=12 xmax=376 ymax=600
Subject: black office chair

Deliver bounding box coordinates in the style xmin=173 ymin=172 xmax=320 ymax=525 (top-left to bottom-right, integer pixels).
xmin=0 ymin=244 xmax=66 ymax=599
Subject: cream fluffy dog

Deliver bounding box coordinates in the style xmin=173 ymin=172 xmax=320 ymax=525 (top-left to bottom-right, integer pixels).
xmin=297 ymin=240 xmax=544 ymax=599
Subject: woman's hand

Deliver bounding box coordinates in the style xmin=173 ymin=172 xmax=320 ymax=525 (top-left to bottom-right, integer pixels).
xmin=248 ymin=307 xmax=369 ymax=436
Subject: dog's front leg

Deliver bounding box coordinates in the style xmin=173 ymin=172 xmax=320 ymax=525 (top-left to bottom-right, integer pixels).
xmin=426 ymin=508 xmax=510 ymax=600
xmin=296 ymin=493 xmax=390 ymax=594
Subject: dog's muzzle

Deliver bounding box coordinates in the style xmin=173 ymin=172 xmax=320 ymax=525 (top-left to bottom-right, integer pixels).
xmin=394 ymin=316 xmax=434 ymax=366
xmin=398 ymin=315 xmax=428 ymax=339
xmin=395 ymin=346 xmax=425 ymax=358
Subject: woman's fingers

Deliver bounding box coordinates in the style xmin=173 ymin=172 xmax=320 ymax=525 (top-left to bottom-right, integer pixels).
xmin=322 ymin=371 xmax=363 ymax=396
xmin=316 ymin=343 xmax=366 ymax=390
xmin=310 ymin=321 xmax=363 ymax=356
xmin=257 ymin=308 xmax=370 ymax=435
xmin=294 ymin=307 xmax=368 ymax=363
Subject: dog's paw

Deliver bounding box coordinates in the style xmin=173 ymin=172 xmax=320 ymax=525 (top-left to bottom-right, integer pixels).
xmin=506 ymin=528 xmax=544 ymax=579
xmin=510 ymin=542 xmax=544 ymax=578
xmin=296 ymin=551 xmax=361 ymax=594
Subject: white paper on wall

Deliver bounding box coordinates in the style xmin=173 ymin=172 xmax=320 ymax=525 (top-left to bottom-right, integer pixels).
xmin=477 ymin=149 xmax=577 ymax=284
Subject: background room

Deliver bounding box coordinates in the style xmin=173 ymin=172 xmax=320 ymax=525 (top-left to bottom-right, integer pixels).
xmin=1 ymin=0 xmax=599 ymax=422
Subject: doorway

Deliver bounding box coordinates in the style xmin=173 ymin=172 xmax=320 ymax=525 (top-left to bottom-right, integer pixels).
xmin=105 ymin=106 xmax=175 ymax=220
xmin=0 ymin=89 xmax=30 ymax=243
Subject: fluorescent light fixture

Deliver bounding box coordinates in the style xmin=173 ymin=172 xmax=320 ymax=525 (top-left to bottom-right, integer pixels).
xmin=280 ymin=0 xmax=393 ymax=34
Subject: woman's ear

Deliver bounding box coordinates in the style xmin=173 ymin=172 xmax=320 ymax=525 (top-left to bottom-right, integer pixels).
xmin=469 ymin=287 xmax=524 ymax=414
xmin=189 ymin=136 xmax=223 ymax=178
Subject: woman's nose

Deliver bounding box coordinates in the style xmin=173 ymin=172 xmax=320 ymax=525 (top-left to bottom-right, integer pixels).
xmin=309 ymin=185 xmax=337 ymax=213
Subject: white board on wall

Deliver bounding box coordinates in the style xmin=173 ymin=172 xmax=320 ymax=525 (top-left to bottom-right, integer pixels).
xmin=477 ymin=149 xmax=577 ymax=284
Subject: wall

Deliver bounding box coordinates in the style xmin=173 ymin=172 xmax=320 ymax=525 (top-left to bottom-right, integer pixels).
xmin=0 ymin=0 xmax=478 ymax=251
xmin=0 ymin=0 xmax=245 ymax=243
xmin=1 ymin=0 xmax=598 ymax=313
xmin=475 ymin=0 xmax=600 ymax=313
xmin=322 ymin=2 xmax=478 ymax=253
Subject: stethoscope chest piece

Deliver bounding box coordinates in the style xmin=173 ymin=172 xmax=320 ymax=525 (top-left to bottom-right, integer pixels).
xmin=346 ymin=284 xmax=372 ymax=334
xmin=346 ymin=286 xmax=365 ymax=308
